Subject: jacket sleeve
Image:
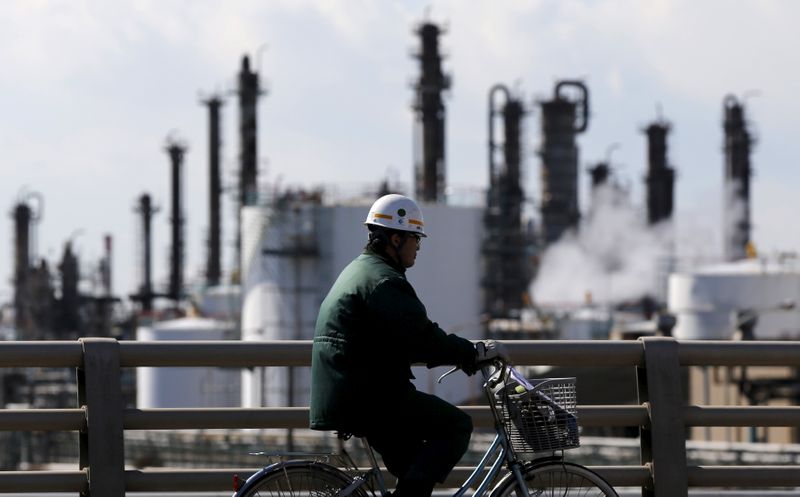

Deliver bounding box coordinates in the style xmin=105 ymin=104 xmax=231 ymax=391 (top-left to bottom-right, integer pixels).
xmin=367 ymin=276 xmax=477 ymax=369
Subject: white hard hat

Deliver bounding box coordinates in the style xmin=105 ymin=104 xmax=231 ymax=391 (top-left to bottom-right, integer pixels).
xmin=364 ymin=194 xmax=427 ymax=237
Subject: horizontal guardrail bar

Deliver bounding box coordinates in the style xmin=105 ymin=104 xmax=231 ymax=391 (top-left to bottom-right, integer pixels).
xmin=6 ymin=339 xmax=800 ymax=368
xmin=0 ymin=470 xmax=87 ymax=492
xmin=0 ymin=342 xmax=83 ymax=367
xmin=505 ymin=341 xmax=645 ymax=366
xmin=122 ymin=466 xmax=651 ymax=491
xmin=124 ymin=407 xmax=310 ymax=430
xmin=684 ymin=406 xmax=800 ymax=426
xmin=0 ymin=409 xmax=85 ymax=431
xmin=115 ymin=339 xmax=800 ymax=368
xmin=117 ymin=340 xmax=645 ymax=367
xmin=11 ymin=405 xmax=800 ymax=432
xmin=122 ymin=406 xmax=649 ymax=430
xmin=687 ymin=466 xmax=800 ymax=487
xmin=119 ymin=341 xmax=311 ymax=367
xmin=127 ymin=404 xmax=798 ymax=430
xmin=580 ymin=406 xmax=649 ymax=427
xmin=679 ymin=341 xmax=800 ymax=366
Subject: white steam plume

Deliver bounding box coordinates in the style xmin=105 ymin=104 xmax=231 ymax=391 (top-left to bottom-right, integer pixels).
xmin=531 ymin=184 xmax=673 ymax=306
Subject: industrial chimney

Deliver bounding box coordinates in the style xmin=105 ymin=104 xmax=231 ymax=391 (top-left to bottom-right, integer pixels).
xmin=57 ymin=241 xmax=80 ymax=335
xmin=236 ymin=55 xmax=264 ymax=279
xmin=412 ymin=22 xmax=450 ymax=203
xmin=165 ymin=137 xmax=187 ymax=303
xmin=644 ymin=119 xmax=675 ymax=224
xmin=101 ymin=234 xmax=113 ymax=297
xmin=133 ymin=193 xmax=158 ymax=312
xmin=538 ymin=80 xmax=589 ymax=246
xmin=723 ymin=95 xmax=753 ymax=261
xmin=12 ymin=202 xmax=32 ymax=335
xmin=483 ymin=84 xmax=528 ymax=318
xmin=12 ymin=192 xmax=42 ymax=338
xmin=203 ymin=95 xmax=224 ymax=286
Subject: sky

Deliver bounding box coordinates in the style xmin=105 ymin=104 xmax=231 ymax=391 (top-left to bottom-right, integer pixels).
xmin=2 ymin=0 xmax=800 ymax=303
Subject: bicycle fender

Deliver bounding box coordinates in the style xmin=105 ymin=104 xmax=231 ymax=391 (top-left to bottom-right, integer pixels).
xmin=487 ymin=458 xmax=566 ymax=496
xmin=233 ymin=460 xmax=340 ymax=496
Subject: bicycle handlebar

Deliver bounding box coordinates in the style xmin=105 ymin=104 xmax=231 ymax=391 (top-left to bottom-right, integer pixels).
xmin=435 ymin=356 xmax=509 ymax=385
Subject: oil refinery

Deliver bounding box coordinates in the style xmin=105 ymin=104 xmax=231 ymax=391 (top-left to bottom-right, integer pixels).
xmin=3 ymin=8 xmax=800 ymax=475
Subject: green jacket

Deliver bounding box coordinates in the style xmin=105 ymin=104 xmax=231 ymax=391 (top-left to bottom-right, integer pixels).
xmin=309 ymin=249 xmax=477 ymax=432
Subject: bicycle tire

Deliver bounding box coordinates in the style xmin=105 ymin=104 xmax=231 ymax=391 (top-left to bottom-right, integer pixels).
xmin=490 ymin=461 xmax=618 ymax=497
xmin=235 ymin=460 xmax=369 ymax=497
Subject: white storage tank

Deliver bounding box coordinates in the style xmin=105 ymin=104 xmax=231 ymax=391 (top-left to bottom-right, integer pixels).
xmin=197 ymin=285 xmax=242 ymax=322
xmin=137 ymin=317 xmax=241 ymax=408
xmin=558 ymin=307 xmax=613 ymax=340
xmin=668 ymin=259 xmax=800 ymax=340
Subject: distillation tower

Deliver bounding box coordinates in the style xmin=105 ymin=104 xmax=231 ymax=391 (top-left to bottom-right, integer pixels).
xmin=723 ymin=95 xmax=754 ymax=261
xmin=538 ymin=81 xmax=589 ymax=246
xmin=483 ymin=84 xmax=529 ymax=318
xmin=412 ymin=22 xmax=450 ymax=203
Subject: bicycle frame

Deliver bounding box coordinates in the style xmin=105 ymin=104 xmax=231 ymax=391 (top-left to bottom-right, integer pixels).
xmin=355 ymin=362 xmax=537 ymax=497
xmin=357 ymin=432 xmax=523 ymax=497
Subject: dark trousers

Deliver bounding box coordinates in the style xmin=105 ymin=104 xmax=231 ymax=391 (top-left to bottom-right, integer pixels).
xmin=364 ymin=390 xmax=473 ymax=496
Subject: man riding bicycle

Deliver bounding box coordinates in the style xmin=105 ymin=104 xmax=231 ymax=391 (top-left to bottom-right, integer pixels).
xmin=310 ymin=194 xmax=507 ymax=497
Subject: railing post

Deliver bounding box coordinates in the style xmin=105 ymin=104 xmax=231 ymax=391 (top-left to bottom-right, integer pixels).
xmin=77 ymin=338 xmax=125 ymax=497
xmin=637 ymin=337 xmax=687 ymax=497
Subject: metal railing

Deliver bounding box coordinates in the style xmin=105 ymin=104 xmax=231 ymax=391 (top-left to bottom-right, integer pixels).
xmin=0 ymin=337 xmax=800 ymax=496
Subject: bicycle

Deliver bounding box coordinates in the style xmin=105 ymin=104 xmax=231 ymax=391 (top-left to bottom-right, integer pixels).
xmin=232 ymin=357 xmax=618 ymax=497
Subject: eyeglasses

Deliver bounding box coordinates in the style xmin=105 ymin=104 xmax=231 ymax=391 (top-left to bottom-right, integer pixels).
xmin=407 ymin=233 xmax=422 ymax=246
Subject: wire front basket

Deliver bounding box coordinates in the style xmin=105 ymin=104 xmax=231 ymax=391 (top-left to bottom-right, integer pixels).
xmin=497 ymin=377 xmax=580 ymax=458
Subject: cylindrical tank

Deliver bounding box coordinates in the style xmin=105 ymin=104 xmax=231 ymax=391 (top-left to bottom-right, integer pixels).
xmin=137 ymin=317 xmax=240 ymax=408
xmin=198 ymin=285 xmax=242 ymax=322
xmin=668 ymin=260 xmax=800 ymax=340
xmin=240 ymin=200 xmax=320 ymax=408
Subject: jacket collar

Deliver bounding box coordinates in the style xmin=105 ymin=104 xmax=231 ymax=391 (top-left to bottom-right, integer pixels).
xmin=364 ymin=246 xmax=407 ymax=275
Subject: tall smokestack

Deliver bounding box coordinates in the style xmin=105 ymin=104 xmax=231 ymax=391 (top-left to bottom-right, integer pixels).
xmin=538 ymin=80 xmax=589 ymax=246
xmin=58 ymin=241 xmax=80 ymax=334
xmin=723 ymin=95 xmax=753 ymax=261
xmin=134 ymin=193 xmax=158 ymax=312
xmin=412 ymin=22 xmax=450 ymax=203
xmin=203 ymin=95 xmax=224 ymax=286
xmin=236 ymin=55 xmax=263 ymax=280
xmin=102 ymin=234 xmax=113 ymax=296
xmin=644 ymin=119 xmax=675 ymax=224
xmin=483 ymin=84 xmax=528 ymax=318
xmin=13 ymin=202 xmax=32 ymax=334
xmin=11 ymin=193 xmax=42 ymax=338
xmin=165 ymin=137 xmax=187 ymax=302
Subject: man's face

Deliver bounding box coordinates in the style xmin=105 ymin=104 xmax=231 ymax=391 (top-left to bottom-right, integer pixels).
xmin=391 ymin=232 xmax=421 ymax=268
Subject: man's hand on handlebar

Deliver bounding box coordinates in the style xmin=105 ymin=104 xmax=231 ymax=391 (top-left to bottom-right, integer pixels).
xmin=475 ymin=340 xmax=510 ymax=365
xmin=461 ymin=340 xmax=510 ymax=376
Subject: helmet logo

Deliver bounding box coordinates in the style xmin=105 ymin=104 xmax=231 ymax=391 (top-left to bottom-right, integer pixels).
xmin=397 ymin=208 xmax=406 ymax=217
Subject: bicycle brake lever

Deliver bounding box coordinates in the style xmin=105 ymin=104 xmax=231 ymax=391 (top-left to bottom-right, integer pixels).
xmin=437 ymin=366 xmax=460 ymax=384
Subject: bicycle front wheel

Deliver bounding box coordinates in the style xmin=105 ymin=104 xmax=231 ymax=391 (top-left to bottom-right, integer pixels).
xmin=235 ymin=460 xmax=368 ymax=497
xmin=490 ymin=461 xmax=618 ymax=497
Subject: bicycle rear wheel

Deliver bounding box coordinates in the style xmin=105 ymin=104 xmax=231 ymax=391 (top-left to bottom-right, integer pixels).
xmin=236 ymin=460 xmax=368 ymax=497
xmin=491 ymin=461 xmax=618 ymax=497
